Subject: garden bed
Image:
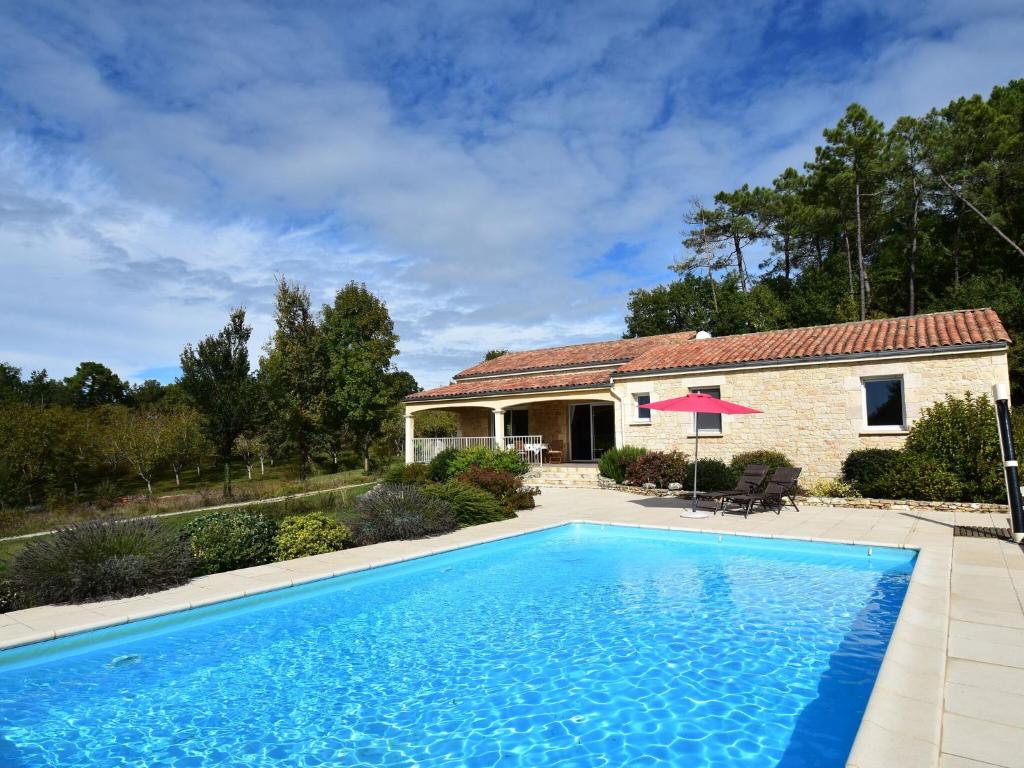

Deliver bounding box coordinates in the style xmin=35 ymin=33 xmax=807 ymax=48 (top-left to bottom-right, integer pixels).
xmin=597 ymin=475 xmax=1009 ymax=513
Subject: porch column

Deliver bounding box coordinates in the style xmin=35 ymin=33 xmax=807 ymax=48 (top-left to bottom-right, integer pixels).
xmin=404 ymin=412 xmax=415 ymax=464
xmin=492 ymin=408 xmax=505 ymax=449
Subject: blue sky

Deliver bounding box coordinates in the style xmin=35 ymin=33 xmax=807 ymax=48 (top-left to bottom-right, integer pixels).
xmin=0 ymin=1 xmax=1021 ymax=388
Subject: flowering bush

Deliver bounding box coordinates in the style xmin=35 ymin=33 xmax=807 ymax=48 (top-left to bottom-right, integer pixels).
xmin=10 ymin=518 xmax=192 ymax=604
xmin=352 ymin=484 xmax=458 ymax=545
xmin=624 ymin=451 xmax=688 ymax=488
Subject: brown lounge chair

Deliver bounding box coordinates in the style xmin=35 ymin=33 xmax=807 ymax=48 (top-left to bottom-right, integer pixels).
xmin=723 ymin=467 xmax=803 ymax=518
xmin=692 ymin=464 xmax=769 ymax=514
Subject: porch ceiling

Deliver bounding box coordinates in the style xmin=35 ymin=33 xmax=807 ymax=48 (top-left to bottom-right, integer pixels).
xmin=404 ymin=369 xmax=612 ymax=405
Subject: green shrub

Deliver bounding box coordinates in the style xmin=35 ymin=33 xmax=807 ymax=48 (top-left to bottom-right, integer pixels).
xmin=92 ymin=479 xmax=122 ymax=510
xmin=444 ymin=446 xmax=530 ymax=478
xmin=807 ymin=478 xmax=861 ymax=498
xmin=382 ymin=462 xmax=431 ymax=486
xmin=274 ymin=513 xmax=352 ymax=561
xmin=455 ymin=466 xmax=537 ymax=510
xmin=427 ymin=448 xmax=463 ymax=482
xmin=424 ymin=480 xmax=512 ymax=526
xmin=728 ymin=450 xmax=794 ymax=474
xmin=598 ymin=445 xmax=648 ymax=483
xmin=509 ymin=489 xmax=536 ymax=510
xmin=184 ymin=510 xmax=278 ymax=575
xmin=874 ymin=452 xmax=963 ymax=502
xmin=625 ymin=451 xmax=688 ymax=488
xmin=682 ymin=458 xmax=740 ymax=492
xmin=352 ymin=484 xmax=459 ymax=545
xmin=9 ymin=518 xmax=192 ymax=605
xmin=904 ymin=393 xmax=1009 ymax=502
xmin=841 ymin=448 xmax=902 ymax=498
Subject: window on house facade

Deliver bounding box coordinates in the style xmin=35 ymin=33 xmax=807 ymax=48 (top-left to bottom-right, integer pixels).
xmin=634 ymin=393 xmax=651 ymax=422
xmin=863 ymin=377 xmax=905 ymax=429
xmin=690 ymin=386 xmax=722 ymax=434
xmin=504 ymin=408 xmax=529 ymax=437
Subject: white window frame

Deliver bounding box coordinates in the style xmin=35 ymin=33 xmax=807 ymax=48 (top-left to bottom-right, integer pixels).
xmin=631 ymin=392 xmax=652 ymax=425
xmin=689 ymin=386 xmax=723 ymax=436
xmin=861 ymin=375 xmax=907 ymax=432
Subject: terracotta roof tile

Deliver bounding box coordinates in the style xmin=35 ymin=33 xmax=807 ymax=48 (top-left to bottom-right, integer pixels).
xmin=454 ymin=331 xmax=696 ymax=379
xmin=618 ymin=309 xmax=1009 ymax=374
xmin=406 ymin=370 xmax=612 ymax=402
xmin=407 ymin=309 xmax=1007 ymax=403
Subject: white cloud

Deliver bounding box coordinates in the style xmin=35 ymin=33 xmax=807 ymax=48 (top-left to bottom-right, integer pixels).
xmin=0 ymin=1 xmax=1021 ymax=388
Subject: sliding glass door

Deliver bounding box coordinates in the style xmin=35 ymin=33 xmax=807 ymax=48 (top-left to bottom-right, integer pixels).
xmin=569 ymin=404 xmax=615 ymax=461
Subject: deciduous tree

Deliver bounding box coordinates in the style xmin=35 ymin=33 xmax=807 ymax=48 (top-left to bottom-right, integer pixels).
xmin=179 ymin=308 xmax=254 ymax=496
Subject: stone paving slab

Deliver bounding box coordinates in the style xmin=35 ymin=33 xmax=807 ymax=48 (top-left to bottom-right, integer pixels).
xmin=1 ymin=486 xmax=1022 ymax=767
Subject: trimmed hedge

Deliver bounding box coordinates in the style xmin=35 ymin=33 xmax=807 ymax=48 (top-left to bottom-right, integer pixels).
xmin=352 ymin=484 xmax=459 ymax=545
xmin=424 ymin=480 xmax=512 ymax=526
xmin=841 ymin=449 xmax=902 ymax=498
xmin=875 ymin=452 xmax=963 ymax=502
xmin=184 ymin=510 xmax=278 ymax=575
xmin=729 ymin=450 xmax=794 ymax=474
xmin=274 ymin=513 xmax=351 ymax=561
xmin=598 ymin=445 xmax=648 ymax=484
xmin=9 ymin=518 xmax=192 ymax=605
xmin=625 ymin=451 xmax=688 ymax=488
xmin=681 ymin=459 xmax=740 ymax=493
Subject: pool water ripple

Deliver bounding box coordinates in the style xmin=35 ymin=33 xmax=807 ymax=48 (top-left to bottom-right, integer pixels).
xmin=0 ymin=524 xmax=913 ymax=767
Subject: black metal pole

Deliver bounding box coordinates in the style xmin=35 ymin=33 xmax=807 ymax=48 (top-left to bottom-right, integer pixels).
xmin=993 ymin=384 xmax=1024 ymax=542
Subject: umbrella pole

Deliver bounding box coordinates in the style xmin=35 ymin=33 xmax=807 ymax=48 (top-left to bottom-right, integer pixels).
xmin=692 ymin=431 xmax=699 ymax=515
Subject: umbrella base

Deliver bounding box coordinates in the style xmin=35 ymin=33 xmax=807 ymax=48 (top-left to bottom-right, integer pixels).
xmin=679 ymin=509 xmax=712 ymax=519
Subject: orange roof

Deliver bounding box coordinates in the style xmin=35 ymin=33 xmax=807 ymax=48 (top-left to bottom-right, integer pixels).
xmin=407 ymin=309 xmax=1008 ymax=402
xmin=453 ymin=331 xmax=696 ymax=378
xmin=620 ymin=308 xmax=1009 ymax=374
xmin=405 ymin=370 xmax=612 ymax=402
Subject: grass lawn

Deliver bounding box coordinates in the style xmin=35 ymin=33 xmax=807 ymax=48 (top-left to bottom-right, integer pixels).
xmin=0 ymin=463 xmax=373 ymax=540
xmin=0 ymin=482 xmax=376 ymax=577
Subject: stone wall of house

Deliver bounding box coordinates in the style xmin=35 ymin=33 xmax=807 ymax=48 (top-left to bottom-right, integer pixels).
xmin=456 ymin=408 xmax=492 ymax=437
xmin=526 ymin=401 xmax=568 ymax=450
xmin=452 ymin=402 xmax=571 ymax=444
xmin=614 ymin=349 xmax=1010 ymax=484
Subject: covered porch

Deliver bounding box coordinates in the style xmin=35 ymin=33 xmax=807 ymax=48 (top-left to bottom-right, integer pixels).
xmin=404 ymin=390 xmax=623 ymax=466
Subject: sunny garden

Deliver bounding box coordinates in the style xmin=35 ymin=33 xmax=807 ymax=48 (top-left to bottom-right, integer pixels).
xmin=0 ymin=444 xmax=537 ymax=613
xmin=597 ymin=392 xmax=1024 ymax=502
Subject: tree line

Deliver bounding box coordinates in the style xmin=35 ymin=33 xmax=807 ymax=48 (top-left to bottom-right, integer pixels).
xmin=0 ymin=279 xmax=418 ymax=508
xmin=625 ymin=79 xmax=1024 ymax=400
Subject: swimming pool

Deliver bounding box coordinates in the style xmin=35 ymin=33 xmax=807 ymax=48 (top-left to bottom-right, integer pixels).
xmin=0 ymin=523 xmax=914 ymax=767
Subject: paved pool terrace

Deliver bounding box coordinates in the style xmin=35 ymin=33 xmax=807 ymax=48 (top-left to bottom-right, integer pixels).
xmin=2 ymin=487 xmax=1023 ymax=768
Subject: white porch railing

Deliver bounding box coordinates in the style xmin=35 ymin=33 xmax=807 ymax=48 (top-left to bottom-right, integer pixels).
xmin=412 ymin=435 xmax=547 ymax=465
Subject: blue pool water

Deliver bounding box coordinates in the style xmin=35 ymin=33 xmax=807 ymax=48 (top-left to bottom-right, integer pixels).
xmin=0 ymin=524 xmax=915 ymax=767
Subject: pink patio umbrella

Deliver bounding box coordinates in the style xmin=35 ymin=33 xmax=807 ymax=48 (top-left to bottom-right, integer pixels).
xmin=639 ymin=393 xmax=762 ymax=518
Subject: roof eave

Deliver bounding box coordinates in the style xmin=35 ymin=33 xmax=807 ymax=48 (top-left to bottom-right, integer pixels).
xmin=613 ymin=341 xmax=1010 ymax=379
xmin=453 ymin=360 xmax=626 ymax=381
xmin=403 ymin=381 xmax=612 ymax=404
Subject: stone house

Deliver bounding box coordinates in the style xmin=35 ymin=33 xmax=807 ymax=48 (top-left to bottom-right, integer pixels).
xmin=402 ymin=309 xmax=1011 ymax=483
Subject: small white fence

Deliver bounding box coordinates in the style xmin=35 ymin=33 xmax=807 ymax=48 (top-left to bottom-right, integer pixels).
xmin=412 ymin=436 xmax=547 ymax=465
